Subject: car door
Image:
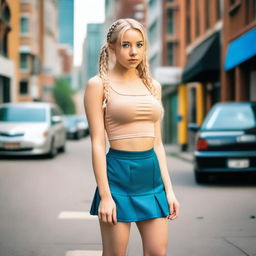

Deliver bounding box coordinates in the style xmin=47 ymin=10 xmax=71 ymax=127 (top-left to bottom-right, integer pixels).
xmin=52 ymin=106 xmax=66 ymax=147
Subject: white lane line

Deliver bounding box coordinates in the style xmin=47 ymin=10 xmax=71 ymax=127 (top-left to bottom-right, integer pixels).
xmin=65 ymin=250 xmax=102 ymax=256
xmin=58 ymin=211 xmax=98 ymax=220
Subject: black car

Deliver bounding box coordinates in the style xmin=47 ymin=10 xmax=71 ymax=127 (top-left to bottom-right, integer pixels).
xmin=189 ymin=102 xmax=256 ymax=183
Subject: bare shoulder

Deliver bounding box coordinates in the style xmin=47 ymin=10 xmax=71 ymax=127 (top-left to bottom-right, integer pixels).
xmin=86 ymin=75 xmax=104 ymax=92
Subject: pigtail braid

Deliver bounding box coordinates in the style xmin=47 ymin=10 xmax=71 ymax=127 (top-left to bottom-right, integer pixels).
xmin=137 ymin=55 xmax=157 ymax=98
xmin=99 ymin=20 xmax=121 ymax=109
xmin=99 ymin=44 xmax=110 ymax=109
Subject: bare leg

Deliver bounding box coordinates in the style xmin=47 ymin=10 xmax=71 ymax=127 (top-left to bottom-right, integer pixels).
xmin=136 ymin=217 xmax=169 ymax=256
xmin=99 ymin=219 xmax=131 ymax=256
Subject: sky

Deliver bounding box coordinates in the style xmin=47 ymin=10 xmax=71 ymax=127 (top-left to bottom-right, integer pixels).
xmin=74 ymin=0 xmax=105 ymax=66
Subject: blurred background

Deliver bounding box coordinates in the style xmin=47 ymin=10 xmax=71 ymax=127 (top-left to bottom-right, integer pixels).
xmin=0 ymin=0 xmax=256 ymax=256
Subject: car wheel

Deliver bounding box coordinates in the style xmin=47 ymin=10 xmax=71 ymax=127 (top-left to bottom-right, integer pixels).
xmin=59 ymin=143 xmax=66 ymax=153
xmin=75 ymin=131 xmax=80 ymax=140
xmin=195 ymin=172 xmax=208 ymax=184
xmin=48 ymin=139 xmax=58 ymax=158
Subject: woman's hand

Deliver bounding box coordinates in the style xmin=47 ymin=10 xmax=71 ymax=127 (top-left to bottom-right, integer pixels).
xmin=98 ymin=196 xmax=117 ymax=225
xmin=166 ymin=190 xmax=180 ymax=220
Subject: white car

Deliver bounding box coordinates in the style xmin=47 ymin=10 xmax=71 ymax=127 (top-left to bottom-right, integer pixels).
xmin=0 ymin=102 xmax=66 ymax=158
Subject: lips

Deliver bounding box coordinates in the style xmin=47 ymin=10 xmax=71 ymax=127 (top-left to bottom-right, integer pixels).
xmin=128 ymin=59 xmax=139 ymax=62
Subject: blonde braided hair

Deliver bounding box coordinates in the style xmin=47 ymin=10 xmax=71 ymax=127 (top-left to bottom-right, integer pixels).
xmin=98 ymin=18 xmax=159 ymax=109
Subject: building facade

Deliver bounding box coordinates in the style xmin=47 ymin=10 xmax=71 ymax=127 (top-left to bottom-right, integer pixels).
xmin=179 ymin=0 xmax=222 ymax=151
xmin=0 ymin=0 xmax=17 ymax=103
xmin=222 ymin=0 xmax=256 ymax=102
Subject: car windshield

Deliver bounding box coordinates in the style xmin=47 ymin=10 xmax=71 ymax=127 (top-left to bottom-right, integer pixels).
xmin=201 ymin=104 xmax=256 ymax=131
xmin=0 ymin=106 xmax=46 ymax=122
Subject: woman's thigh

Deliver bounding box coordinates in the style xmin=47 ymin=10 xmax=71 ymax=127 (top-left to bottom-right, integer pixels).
xmin=99 ymin=219 xmax=131 ymax=256
xmin=136 ymin=217 xmax=169 ymax=256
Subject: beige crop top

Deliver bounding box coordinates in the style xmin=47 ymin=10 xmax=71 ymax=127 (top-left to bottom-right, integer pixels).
xmin=104 ymin=83 xmax=164 ymax=141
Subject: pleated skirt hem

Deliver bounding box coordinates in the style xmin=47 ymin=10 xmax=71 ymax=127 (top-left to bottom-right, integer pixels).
xmin=89 ymin=187 xmax=170 ymax=222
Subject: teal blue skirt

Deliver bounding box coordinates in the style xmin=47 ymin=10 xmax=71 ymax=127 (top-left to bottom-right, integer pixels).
xmin=89 ymin=147 xmax=170 ymax=222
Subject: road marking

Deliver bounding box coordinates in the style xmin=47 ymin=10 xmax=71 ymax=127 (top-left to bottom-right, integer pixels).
xmin=65 ymin=250 xmax=102 ymax=256
xmin=58 ymin=211 xmax=98 ymax=220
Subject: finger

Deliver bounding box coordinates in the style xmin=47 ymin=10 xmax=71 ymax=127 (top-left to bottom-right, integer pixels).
xmin=98 ymin=210 xmax=102 ymax=221
xmin=107 ymin=213 xmax=112 ymax=223
xmin=169 ymin=202 xmax=173 ymax=215
xmin=101 ymin=213 xmax=107 ymax=223
xmin=112 ymin=208 xmax=117 ymax=225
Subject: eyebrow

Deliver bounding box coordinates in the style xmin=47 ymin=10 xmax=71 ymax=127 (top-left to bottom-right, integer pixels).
xmin=121 ymin=40 xmax=144 ymax=43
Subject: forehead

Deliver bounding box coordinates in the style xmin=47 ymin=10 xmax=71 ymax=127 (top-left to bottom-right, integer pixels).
xmin=120 ymin=28 xmax=144 ymax=42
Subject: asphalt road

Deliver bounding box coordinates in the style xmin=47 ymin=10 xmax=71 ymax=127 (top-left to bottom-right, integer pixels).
xmin=0 ymin=137 xmax=255 ymax=256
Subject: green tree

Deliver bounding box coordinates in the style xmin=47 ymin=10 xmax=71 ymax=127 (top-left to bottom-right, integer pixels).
xmin=53 ymin=77 xmax=75 ymax=114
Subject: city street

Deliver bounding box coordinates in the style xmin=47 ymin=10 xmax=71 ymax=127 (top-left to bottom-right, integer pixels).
xmin=0 ymin=137 xmax=255 ymax=256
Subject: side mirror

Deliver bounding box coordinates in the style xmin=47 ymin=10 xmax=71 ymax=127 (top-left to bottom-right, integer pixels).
xmin=188 ymin=123 xmax=200 ymax=132
xmin=51 ymin=115 xmax=62 ymax=124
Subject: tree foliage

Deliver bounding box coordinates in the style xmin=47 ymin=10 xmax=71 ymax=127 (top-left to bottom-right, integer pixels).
xmin=53 ymin=77 xmax=75 ymax=114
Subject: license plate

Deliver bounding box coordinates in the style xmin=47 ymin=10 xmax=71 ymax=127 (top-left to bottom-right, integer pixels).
xmin=3 ymin=143 xmax=20 ymax=149
xmin=227 ymin=159 xmax=249 ymax=168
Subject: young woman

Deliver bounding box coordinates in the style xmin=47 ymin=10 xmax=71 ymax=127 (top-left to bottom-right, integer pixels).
xmin=84 ymin=18 xmax=180 ymax=256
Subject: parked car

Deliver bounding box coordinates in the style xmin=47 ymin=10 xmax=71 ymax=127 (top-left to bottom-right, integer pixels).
xmin=64 ymin=115 xmax=89 ymax=140
xmin=0 ymin=102 xmax=66 ymax=158
xmin=189 ymin=102 xmax=256 ymax=183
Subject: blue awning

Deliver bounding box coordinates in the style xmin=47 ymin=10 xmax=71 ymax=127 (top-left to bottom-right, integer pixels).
xmin=224 ymin=28 xmax=256 ymax=71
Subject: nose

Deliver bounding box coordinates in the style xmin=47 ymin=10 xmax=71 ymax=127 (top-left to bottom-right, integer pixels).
xmin=130 ymin=45 xmax=137 ymax=56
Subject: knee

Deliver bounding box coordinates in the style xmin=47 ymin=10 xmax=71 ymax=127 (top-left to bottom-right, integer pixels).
xmin=144 ymin=248 xmax=167 ymax=256
xmin=103 ymin=249 xmax=127 ymax=256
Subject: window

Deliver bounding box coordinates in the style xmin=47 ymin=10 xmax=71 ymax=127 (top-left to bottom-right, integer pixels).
xmin=186 ymin=0 xmax=191 ymax=45
xmin=195 ymin=1 xmax=200 ymax=37
xmin=167 ymin=9 xmax=174 ymax=34
xmin=148 ymin=0 xmax=156 ymax=7
xmin=19 ymin=81 xmax=29 ymax=95
xmin=167 ymin=42 xmax=174 ymax=65
xmin=205 ymin=0 xmax=210 ymax=29
xmin=216 ymin=0 xmax=221 ymax=20
xmin=20 ymin=16 xmax=29 ymax=33
xmin=149 ymin=21 xmax=157 ymax=44
xmin=20 ymin=53 xmax=28 ymax=69
xmin=245 ymin=0 xmax=256 ymax=23
xmin=254 ymin=0 xmax=256 ymax=18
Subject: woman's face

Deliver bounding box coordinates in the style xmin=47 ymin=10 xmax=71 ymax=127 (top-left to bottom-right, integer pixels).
xmin=111 ymin=28 xmax=145 ymax=69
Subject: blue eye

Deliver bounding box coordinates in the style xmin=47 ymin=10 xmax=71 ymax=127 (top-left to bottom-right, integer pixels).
xmin=122 ymin=43 xmax=129 ymax=48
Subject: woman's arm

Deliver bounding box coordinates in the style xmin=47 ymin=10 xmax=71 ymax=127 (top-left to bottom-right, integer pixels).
xmin=152 ymin=79 xmax=180 ymax=220
xmin=84 ymin=76 xmax=117 ymax=224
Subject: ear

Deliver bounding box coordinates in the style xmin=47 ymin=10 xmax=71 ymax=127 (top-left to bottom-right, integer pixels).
xmin=108 ymin=43 xmax=115 ymax=53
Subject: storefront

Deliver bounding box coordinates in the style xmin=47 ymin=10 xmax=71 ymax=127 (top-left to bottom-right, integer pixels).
xmin=180 ymin=31 xmax=221 ymax=151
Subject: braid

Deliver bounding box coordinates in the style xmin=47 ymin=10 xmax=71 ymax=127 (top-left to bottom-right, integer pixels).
xmin=98 ymin=44 xmax=109 ymax=109
xmin=137 ymin=55 xmax=157 ymax=98
xmin=99 ymin=20 xmax=122 ymax=109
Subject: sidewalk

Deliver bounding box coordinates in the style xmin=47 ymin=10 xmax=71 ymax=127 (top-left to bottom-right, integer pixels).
xmin=164 ymin=144 xmax=193 ymax=163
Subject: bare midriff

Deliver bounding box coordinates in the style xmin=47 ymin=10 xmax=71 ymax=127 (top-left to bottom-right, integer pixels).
xmin=109 ymin=137 xmax=155 ymax=151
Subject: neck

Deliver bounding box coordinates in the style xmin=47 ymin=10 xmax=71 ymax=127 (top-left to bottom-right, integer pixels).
xmin=110 ymin=62 xmax=139 ymax=81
